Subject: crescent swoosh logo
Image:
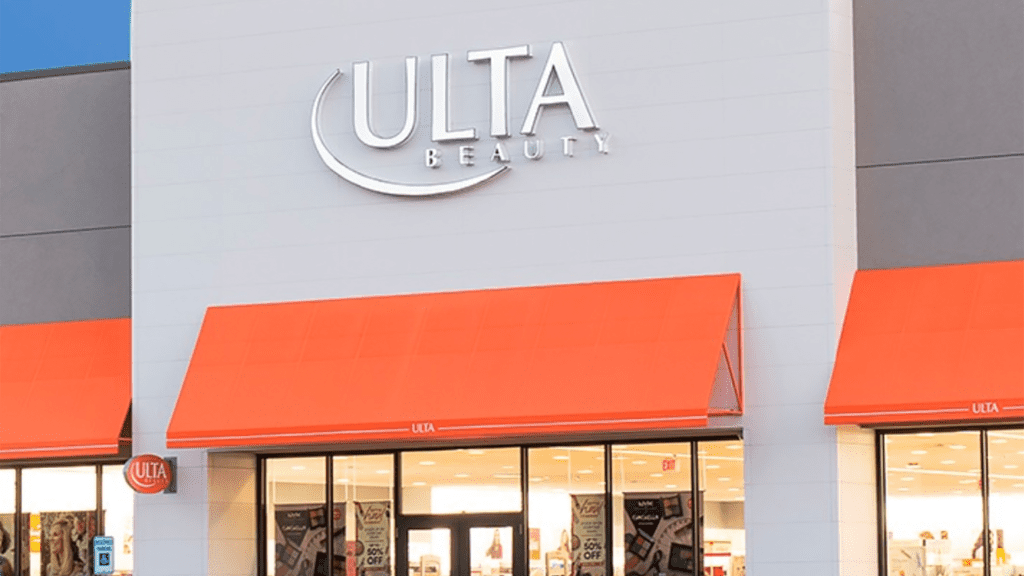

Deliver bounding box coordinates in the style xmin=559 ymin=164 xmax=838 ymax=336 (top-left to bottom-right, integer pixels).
xmin=311 ymin=69 xmax=510 ymax=196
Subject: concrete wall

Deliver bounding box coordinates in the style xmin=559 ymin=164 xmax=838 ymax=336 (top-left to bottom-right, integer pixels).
xmin=854 ymin=0 xmax=1024 ymax=269
xmin=132 ymin=1 xmax=858 ymax=575
xmin=0 ymin=68 xmax=132 ymax=324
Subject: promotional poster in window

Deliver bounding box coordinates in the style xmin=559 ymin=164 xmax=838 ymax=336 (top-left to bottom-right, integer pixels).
xmin=623 ymin=493 xmax=702 ymax=576
xmin=570 ymin=494 xmax=606 ymax=576
xmin=0 ymin=513 xmax=28 ymax=576
xmin=39 ymin=511 xmax=96 ymax=576
xmin=354 ymin=501 xmax=391 ymax=576
xmin=274 ymin=504 xmax=345 ymax=576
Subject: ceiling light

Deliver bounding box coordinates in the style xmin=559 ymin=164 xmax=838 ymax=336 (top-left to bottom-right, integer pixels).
xmin=706 ymin=464 xmax=721 ymax=470
xmin=412 ymin=481 xmax=427 ymax=487
xmin=336 ymin=456 xmax=348 ymax=460
xmin=1014 ymin=483 xmax=1024 ymax=489
xmin=468 ymin=449 xmax=486 ymax=455
xmin=697 ymin=451 xmax=707 ymax=456
xmin=952 ymin=490 xmax=964 ymax=495
xmin=901 ymin=477 xmax=915 ymax=482
xmin=665 ymin=484 xmax=677 ymax=489
xmin=728 ymin=488 xmax=740 ymax=492
xmin=959 ymin=479 xmax=975 ymax=484
xmin=502 ymin=465 xmax=515 ymax=470
xmin=553 ymin=455 xmax=570 ymax=461
xmin=991 ymin=439 xmax=1008 ymax=444
xmin=632 ymin=460 xmax=647 ymax=465
xmin=454 ymin=473 xmax=470 ymax=478
xmin=726 ymin=445 xmax=742 ymax=450
xmin=375 ymin=469 xmax=389 ymax=475
xmin=578 ymin=469 xmax=594 ymax=474
xmin=419 ymin=461 xmax=436 ymax=466
xmin=969 ymin=469 xmax=980 ymax=473
xmin=1004 ymin=465 xmax=1019 ymax=470
xmin=337 ymin=478 xmax=350 ymax=484
xmin=941 ymin=460 xmax=956 ymax=465
xmin=650 ymin=473 xmax=663 ymax=478
xmin=290 ymin=465 xmax=306 ymax=471
xmin=530 ymin=477 xmax=543 ymax=482
xmin=718 ymin=477 xmax=731 ymax=482
xmin=916 ymin=433 xmax=935 ymax=438
xmin=949 ymin=445 xmax=967 ymax=450
xmin=911 ymin=450 xmax=927 ymax=455
xmin=898 ymin=487 xmax=910 ymax=492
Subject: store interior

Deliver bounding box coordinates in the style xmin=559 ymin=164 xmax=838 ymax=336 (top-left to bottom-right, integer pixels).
xmin=0 ymin=465 xmax=134 ymax=576
xmin=884 ymin=429 xmax=1024 ymax=576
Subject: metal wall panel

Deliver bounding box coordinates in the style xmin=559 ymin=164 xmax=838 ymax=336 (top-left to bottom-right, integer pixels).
xmin=854 ymin=0 xmax=1024 ymax=166
xmin=0 ymin=68 xmax=131 ymax=325
xmin=0 ymin=69 xmax=131 ymax=235
xmin=854 ymin=0 xmax=1024 ymax=269
xmin=0 ymin=227 xmax=131 ymax=325
xmin=858 ymin=157 xmax=1024 ymax=269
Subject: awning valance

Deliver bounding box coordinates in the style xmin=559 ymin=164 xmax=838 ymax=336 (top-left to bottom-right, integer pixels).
xmin=167 ymin=275 xmax=742 ymax=449
xmin=825 ymin=260 xmax=1024 ymax=426
xmin=0 ymin=318 xmax=131 ymax=460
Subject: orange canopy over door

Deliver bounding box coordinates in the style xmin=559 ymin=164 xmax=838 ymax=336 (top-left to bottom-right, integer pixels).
xmin=166 ymin=275 xmax=743 ymax=449
xmin=0 ymin=318 xmax=131 ymax=460
xmin=825 ymin=260 xmax=1024 ymax=426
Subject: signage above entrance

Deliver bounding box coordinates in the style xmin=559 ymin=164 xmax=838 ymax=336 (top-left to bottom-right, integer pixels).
xmin=311 ymin=41 xmax=610 ymax=197
xmin=123 ymin=454 xmax=177 ymax=494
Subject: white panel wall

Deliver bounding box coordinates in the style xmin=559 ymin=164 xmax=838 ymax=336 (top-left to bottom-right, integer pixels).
xmin=131 ymin=1 xmax=860 ymax=575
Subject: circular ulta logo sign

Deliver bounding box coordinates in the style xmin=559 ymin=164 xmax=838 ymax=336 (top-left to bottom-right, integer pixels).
xmin=123 ymin=454 xmax=174 ymax=494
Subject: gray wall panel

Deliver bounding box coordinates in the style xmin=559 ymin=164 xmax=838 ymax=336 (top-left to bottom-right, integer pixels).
xmin=854 ymin=0 xmax=1024 ymax=166
xmin=0 ymin=69 xmax=131 ymax=235
xmin=0 ymin=227 xmax=131 ymax=324
xmin=857 ymin=156 xmax=1024 ymax=269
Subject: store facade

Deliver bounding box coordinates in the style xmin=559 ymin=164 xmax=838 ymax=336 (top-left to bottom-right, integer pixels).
xmin=8 ymin=1 xmax=1022 ymax=576
xmin=130 ymin=1 xmax=864 ymax=575
xmin=1 ymin=31 xmax=134 ymax=576
xmin=825 ymin=261 xmax=1024 ymax=575
xmin=131 ymin=1 xmax=1024 ymax=576
xmin=0 ymin=320 xmax=135 ymax=576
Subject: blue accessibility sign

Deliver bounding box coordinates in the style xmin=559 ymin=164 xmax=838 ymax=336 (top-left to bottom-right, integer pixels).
xmin=93 ymin=536 xmax=115 ymax=575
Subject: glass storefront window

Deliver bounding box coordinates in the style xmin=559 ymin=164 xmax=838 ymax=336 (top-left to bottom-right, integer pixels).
xmin=408 ymin=528 xmax=450 ymax=576
xmin=611 ymin=442 xmax=694 ymax=576
xmin=699 ymin=441 xmax=745 ymax=576
xmin=334 ymin=455 xmax=394 ymax=576
xmin=401 ymin=448 xmax=520 ymax=515
xmin=987 ymin=428 xmax=1024 ymax=571
xmin=266 ymin=457 xmax=328 ymax=576
xmin=884 ymin=431 xmax=986 ymax=574
xmin=1 ymin=469 xmax=15 ymax=576
xmin=101 ymin=465 xmax=133 ymax=575
xmin=260 ymin=440 xmax=745 ymax=576
xmin=527 ymin=446 xmax=606 ymax=576
xmin=22 ymin=466 xmax=97 ymax=576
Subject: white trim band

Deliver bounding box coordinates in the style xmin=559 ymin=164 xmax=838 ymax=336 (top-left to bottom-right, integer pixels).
xmin=0 ymin=443 xmax=118 ymax=456
xmin=168 ymin=414 xmax=708 ymax=446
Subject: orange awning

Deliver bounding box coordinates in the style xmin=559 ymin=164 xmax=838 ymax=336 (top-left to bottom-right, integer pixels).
xmin=0 ymin=318 xmax=131 ymax=460
xmin=167 ymin=275 xmax=742 ymax=449
xmin=825 ymin=260 xmax=1024 ymax=426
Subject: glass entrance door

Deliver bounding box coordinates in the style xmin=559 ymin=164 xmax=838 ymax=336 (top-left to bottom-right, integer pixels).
xmin=401 ymin=515 xmax=523 ymax=576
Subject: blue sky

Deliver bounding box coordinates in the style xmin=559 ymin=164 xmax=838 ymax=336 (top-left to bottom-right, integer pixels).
xmin=1 ymin=0 xmax=131 ymax=73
